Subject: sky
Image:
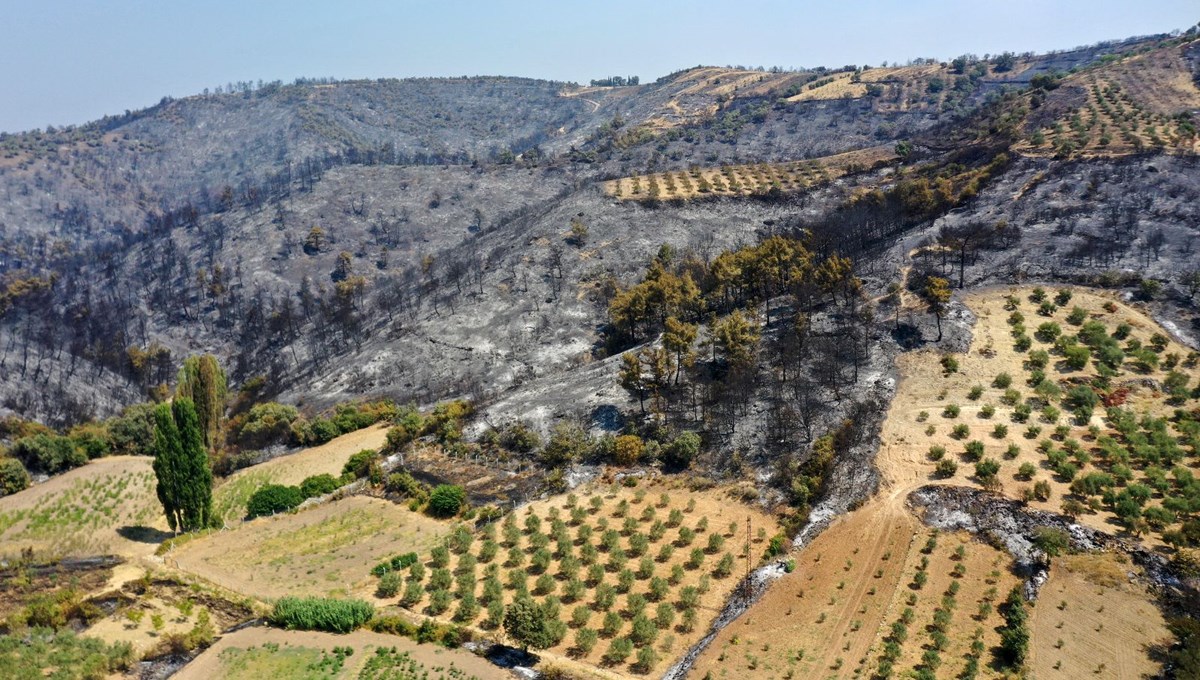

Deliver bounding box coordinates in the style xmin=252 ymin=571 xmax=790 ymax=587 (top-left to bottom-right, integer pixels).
xmin=0 ymin=0 xmax=1196 ymax=133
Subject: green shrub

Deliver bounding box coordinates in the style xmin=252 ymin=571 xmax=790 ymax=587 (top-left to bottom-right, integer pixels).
xmin=964 ymin=441 xmax=985 ymax=461
xmin=235 ymin=402 xmax=299 ymax=449
xmin=427 ymin=485 xmax=467 ymax=517
xmin=270 ymin=597 xmax=374 ymax=633
xmin=11 ymin=434 xmax=86 ymax=474
xmin=1063 ymin=345 xmax=1091 ymax=370
xmin=385 ymin=470 xmax=429 ymax=501
xmin=299 ymin=473 xmax=341 ymax=498
xmin=246 ymin=484 xmax=304 ymax=518
xmin=662 ymin=431 xmax=701 ymax=470
xmin=377 ymin=571 xmax=402 ymax=598
xmin=935 ymin=459 xmax=958 ymax=478
xmin=342 ymin=449 xmax=378 ymax=478
xmin=0 ymin=457 xmax=31 ymax=496
xmin=371 ymin=552 xmax=419 ymax=577
xmin=992 ymin=373 xmax=1013 ymax=389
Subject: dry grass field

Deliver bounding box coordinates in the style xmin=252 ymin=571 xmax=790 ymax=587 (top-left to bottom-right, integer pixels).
xmin=1028 ymin=553 xmax=1172 ymax=678
xmin=0 ymin=456 xmax=165 ymax=558
xmin=693 ymin=517 xmax=1021 ymax=679
xmin=175 ymin=626 xmax=503 ymax=680
xmin=170 ymin=495 xmax=450 ymax=600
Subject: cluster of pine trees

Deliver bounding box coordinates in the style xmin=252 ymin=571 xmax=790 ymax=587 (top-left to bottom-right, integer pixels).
xmin=610 ymin=235 xmax=866 ymax=426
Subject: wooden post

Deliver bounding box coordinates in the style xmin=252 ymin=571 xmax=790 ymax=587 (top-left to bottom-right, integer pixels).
xmin=745 ymin=515 xmax=752 ymax=596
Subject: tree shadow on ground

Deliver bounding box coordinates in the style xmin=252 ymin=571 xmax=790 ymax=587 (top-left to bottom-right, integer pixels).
xmin=117 ymin=525 xmax=173 ymax=544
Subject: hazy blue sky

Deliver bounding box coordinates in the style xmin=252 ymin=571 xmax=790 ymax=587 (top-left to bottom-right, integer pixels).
xmin=1 ymin=1 xmax=1196 ymax=133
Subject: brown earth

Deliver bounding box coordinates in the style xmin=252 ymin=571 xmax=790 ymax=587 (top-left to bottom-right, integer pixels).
xmin=1028 ymin=553 xmax=1172 ymax=679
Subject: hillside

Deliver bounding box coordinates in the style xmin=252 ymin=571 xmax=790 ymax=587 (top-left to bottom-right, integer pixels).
xmin=0 ymin=25 xmax=1199 ymax=680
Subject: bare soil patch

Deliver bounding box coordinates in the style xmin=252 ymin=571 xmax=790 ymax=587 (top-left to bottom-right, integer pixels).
xmin=1029 ymin=553 xmax=1172 ymax=679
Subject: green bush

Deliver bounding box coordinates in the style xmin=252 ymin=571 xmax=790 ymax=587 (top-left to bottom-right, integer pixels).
xmin=963 ymin=441 xmax=985 ymax=461
xmin=342 ymin=449 xmax=378 ymax=478
xmin=246 ymin=484 xmax=304 ymax=518
xmin=105 ymin=403 xmax=157 ymax=456
xmin=11 ymin=434 xmax=86 ymax=474
xmin=662 ymin=431 xmax=701 ymax=470
xmin=377 ymin=571 xmax=402 ymax=598
xmin=270 ymin=597 xmax=374 ymax=633
xmin=235 ymin=402 xmax=299 ymax=449
xmin=1063 ymin=345 xmax=1091 ymax=370
xmin=299 ymin=473 xmax=341 ymax=498
xmin=935 ymin=459 xmax=958 ymax=478
xmin=371 ymin=552 xmax=419 ymax=577
xmin=0 ymin=457 xmax=31 ymax=496
xmin=427 ymin=485 xmax=467 ymax=517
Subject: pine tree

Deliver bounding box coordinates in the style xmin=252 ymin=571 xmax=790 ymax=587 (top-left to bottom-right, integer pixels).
xmin=153 ymin=399 xmax=214 ymax=533
xmin=923 ymin=277 xmax=952 ymax=342
xmin=176 ymin=354 xmax=227 ymax=452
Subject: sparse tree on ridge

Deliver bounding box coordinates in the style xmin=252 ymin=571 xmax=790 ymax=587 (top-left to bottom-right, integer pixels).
xmin=923 ymin=277 xmax=952 ymax=342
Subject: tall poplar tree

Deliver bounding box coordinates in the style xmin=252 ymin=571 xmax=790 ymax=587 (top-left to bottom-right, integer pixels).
xmin=176 ymin=354 xmax=227 ymax=453
xmin=152 ymin=399 xmax=214 ymax=533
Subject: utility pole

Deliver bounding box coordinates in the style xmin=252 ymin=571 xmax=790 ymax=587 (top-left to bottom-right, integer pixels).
xmin=744 ymin=515 xmax=752 ymax=597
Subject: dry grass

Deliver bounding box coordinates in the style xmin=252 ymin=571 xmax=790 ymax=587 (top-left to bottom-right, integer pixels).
xmin=0 ymin=456 xmax=165 ymax=559
xmin=1029 ymin=553 xmax=1172 ymax=678
xmin=170 ymin=496 xmax=450 ymax=600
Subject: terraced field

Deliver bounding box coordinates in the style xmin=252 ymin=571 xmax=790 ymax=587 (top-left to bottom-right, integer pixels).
xmin=370 ymin=478 xmax=781 ymax=677
xmin=0 ymin=456 xmax=164 ymax=558
xmin=692 ymin=286 xmax=1189 ymax=678
xmin=605 ymin=146 xmax=894 ymax=201
xmin=1016 ymin=43 xmax=1200 ymax=158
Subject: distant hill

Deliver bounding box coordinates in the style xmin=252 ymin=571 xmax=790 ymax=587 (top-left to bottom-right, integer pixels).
xmin=0 ymin=29 xmax=1197 ymax=426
